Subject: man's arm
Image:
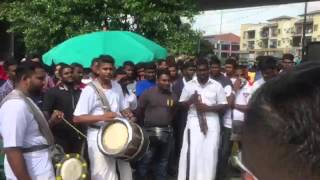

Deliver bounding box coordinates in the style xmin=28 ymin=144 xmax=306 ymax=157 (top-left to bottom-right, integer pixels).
xmin=4 ymin=148 xmax=31 ymax=180
xmin=234 ymin=104 xmax=248 ymax=113
xmin=73 ymin=112 xmax=117 ymax=124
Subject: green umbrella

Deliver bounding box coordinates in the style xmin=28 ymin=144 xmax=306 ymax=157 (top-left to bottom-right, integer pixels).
xmin=43 ymin=31 xmax=167 ymax=67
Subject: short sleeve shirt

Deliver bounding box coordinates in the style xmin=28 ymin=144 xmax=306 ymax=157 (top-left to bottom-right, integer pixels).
xmin=0 ymin=99 xmax=53 ymax=179
xmin=233 ymin=83 xmax=253 ymax=121
xmin=179 ymin=78 xmax=227 ymax=120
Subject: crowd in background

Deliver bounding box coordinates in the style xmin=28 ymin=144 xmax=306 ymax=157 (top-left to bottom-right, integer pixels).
xmin=0 ymin=52 xmax=297 ymax=180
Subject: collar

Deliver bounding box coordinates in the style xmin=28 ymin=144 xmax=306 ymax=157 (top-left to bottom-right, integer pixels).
xmin=58 ymin=83 xmax=80 ymax=91
xmin=191 ymin=77 xmax=215 ymax=86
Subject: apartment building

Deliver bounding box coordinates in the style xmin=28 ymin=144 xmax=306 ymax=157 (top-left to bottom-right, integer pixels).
xmin=203 ymin=33 xmax=240 ymax=59
xmin=240 ymin=10 xmax=320 ymax=61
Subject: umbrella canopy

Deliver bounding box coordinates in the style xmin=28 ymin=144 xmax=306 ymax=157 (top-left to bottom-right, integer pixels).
xmin=43 ymin=31 xmax=167 ymax=67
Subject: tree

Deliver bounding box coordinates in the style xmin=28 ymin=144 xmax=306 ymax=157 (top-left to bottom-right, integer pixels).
xmin=0 ymin=0 xmax=201 ymax=56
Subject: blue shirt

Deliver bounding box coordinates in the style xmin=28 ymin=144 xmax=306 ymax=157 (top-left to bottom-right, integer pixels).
xmin=136 ymin=80 xmax=156 ymax=97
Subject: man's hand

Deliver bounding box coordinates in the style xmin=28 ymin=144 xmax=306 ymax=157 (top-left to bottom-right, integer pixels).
xmin=102 ymin=112 xmax=118 ymax=121
xmin=195 ymin=103 xmax=210 ymax=113
xmin=188 ymin=93 xmax=199 ymax=106
xmin=121 ymin=109 xmax=136 ymax=121
xmin=49 ymin=110 xmax=64 ymax=126
xmin=234 ymin=78 xmax=242 ymax=92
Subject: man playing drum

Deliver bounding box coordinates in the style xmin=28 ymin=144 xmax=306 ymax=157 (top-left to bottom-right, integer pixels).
xmin=73 ymin=55 xmax=133 ymax=180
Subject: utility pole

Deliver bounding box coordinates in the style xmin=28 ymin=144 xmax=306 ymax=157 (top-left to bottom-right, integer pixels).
xmin=219 ymin=10 xmax=223 ymax=34
xmin=301 ymin=1 xmax=308 ymax=61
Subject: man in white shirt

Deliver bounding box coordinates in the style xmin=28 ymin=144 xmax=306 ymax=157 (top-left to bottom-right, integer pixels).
xmin=0 ymin=62 xmax=62 ymax=180
xmin=252 ymin=56 xmax=278 ymax=93
xmin=73 ymin=55 xmax=133 ymax=180
xmin=178 ymin=59 xmax=227 ymax=180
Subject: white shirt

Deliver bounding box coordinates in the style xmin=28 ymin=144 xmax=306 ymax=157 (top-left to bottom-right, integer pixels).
xmin=124 ymin=91 xmax=137 ymax=111
xmin=252 ymin=78 xmax=265 ymax=93
xmin=0 ymin=99 xmax=53 ymax=179
xmin=233 ymin=83 xmax=253 ymax=121
xmin=179 ymin=78 xmax=227 ymax=123
xmin=222 ymin=85 xmax=233 ymax=128
xmin=73 ymin=81 xmax=127 ymax=140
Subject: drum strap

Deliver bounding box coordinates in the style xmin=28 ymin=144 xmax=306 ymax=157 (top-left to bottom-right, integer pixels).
xmin=88 ymin=80 xmax=111 ymax=113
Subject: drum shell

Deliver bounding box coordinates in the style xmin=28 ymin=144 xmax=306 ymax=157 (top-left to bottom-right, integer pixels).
xmin=97 ymin=119 xmax=149 ymax=161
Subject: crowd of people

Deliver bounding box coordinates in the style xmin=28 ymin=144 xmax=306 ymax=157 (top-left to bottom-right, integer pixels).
xmin=1 ymin=51 xmax=318 ymax=180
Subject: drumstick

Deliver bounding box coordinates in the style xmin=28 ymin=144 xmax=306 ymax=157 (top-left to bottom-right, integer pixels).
xmin=61 ymin=117 xmax=87 ymax=139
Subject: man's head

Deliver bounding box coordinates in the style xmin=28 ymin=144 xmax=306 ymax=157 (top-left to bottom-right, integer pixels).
xmin=123 ymin=61 xmax=135 ymax=80
xmin=243 ymin=62 xmax=320 ymax=180
xmin=71 ymin=63 xmax=84 ymax=84
xmin=27 ymin=54 xmax=42 ymax=63
xmin=157 ymin=59 xmax=168 ymax=70
xmin=96 ymin=55 xmax=115 ymax=82
xmin=196 ymin=59 xmax=210 ymax=84
xmin=168 ymin=63 xmax=178 ymax=81
xmin=15 ymin=62 xmax=46 ymax=94
xmin=234 ymin=65 xmax=247 ymax=79
xmin=144 ymin=62 xmax=156 ymax=81
xmin=282 ymin=53 xmax=295 ymax=72
xmin=182 ymin=61 xmax=196 ymax=81
xmin=258 ymin=56 xmax=278 ymax=81
xmin=156 ymin=69 xmax=171 ymax=92
xmin=91 ymin=57 xmax=100 ymax=77
xmin=136 ymin=63 xmax=145 ymax=80
xmin=4 ymin=59 xmax=18 ymax=81
xmin=209 ymin=56 xmax=221 ymax=77
xmin=58 ymin=64 xmax=73 ymax=85
xmin=114 ymin=67 xmax=128 ymax=82
xmin=54 ymin=63 xmax=63 ymax=80
xmin=224 ymin=58 xmax=237 ymax=77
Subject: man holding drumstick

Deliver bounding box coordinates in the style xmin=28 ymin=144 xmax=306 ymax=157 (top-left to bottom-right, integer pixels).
xmin=73 ymin=55 xmax=133 ymax=180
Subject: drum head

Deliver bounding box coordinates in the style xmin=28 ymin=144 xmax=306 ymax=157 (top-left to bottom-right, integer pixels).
xmin=102 ymin=122 xmax=129 ymax=154
xmin=56 ymin=153 xmax=88 ymax=180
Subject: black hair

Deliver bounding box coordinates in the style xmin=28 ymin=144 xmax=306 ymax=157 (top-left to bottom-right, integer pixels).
xmin=115 ymin=67 xmax=127 ymax=76
xmin=59 ymin=64 xmax=72 ymax=76
xmin=4 ymin=58 xmax=18 ymax=71
xmin=282 ymin=53 xmax=294 ymax=61
xmin=156 ymin=69 xmax=170 ymax=79
xmin=182 ymin=61 xmax=196 ymax=70
xmin=91 ymin=57 xmax=99 ymax=67
xmin=258 ymin=56 xmax=277 ymax=71
xmin=209 ymin=56 xmax=221 ymax=66
xmin=71 ymin=63 xmax=84 ymax=70
xmin=144 ymin=62 xmax=156 ymax=70
xmin=16 ymin=61 xmax=44 ymax=82
xmin=123 ymin=61 xmax=135 ymax=67
xmin=97 ymin=55 xmax=115 ymax=67
xmin=136 ymin=62 xmax=145 ymax=70
xmin=196 ymin=59 xmax=209 ymax=69
xmin=245 ymin=61 xmax=320 ymax=176
xmin=225 ymin=58 xmax=237 ymax=67
xmin=168 ymin=62 xmax=178 ymax=69
xmin=158 ymin=59 xmax=167 ymax=65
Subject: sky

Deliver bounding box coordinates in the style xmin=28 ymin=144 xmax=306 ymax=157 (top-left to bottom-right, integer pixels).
xmin=192 ymin=1 xmax=320 ymax=36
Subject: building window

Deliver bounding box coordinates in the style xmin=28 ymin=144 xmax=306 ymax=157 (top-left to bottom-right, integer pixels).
xmin=278 ymin=41 xmax=281 ymax=46
xmin=221 ymin=44 xmax=230 ymax=51
xmin=314 ymin=24 xmax=318 ymax=32
xmin=231 ymin=45 xmax=240 ymax=51
xmin=278 ymin=29 xmax=281 ymax=35
xmin=221 ymin=52 xmax=229 ymax=58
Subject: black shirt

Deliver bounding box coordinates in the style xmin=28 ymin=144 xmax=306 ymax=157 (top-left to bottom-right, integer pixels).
xmin=43 ymin=85 xmax=81 ymax=134
xmin=136 ymin=87 xmax=178 ymax=127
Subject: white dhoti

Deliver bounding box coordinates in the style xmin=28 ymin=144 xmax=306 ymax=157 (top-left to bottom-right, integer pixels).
xmin=87 ymin=129 xmax=132 ymax=180
xmin=178 ymin=115 xmax=220 ymax=180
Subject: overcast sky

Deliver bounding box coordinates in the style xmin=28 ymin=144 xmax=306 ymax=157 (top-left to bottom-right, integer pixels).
xmin=192 ymin=1 xmax=320 ymax=36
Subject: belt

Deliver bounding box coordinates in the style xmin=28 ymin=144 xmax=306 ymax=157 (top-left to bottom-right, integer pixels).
xmin=89 ymin=124 xmax=101 ymax=129
xmin=144 ymin=126 xmax=173 ymax=134
xmin=21 ymin=144 xmax=49 ymax=153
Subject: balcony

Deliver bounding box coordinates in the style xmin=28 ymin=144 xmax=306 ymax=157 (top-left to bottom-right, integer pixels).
xmin=246 ymin=30 xmax=256 ymax=40
xmin=269 ymin=40 xmax=277 ymax=49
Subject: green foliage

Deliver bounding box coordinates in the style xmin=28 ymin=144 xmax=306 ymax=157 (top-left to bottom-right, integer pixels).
xmin=0 ymin=0 xmax=200 ymax=55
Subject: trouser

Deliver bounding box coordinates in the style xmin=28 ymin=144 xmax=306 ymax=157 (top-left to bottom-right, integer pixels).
xmin=136 ymin=130 xmax=173 ymax=180
xmin=217 ymin=127 xmax=233 ymax=180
